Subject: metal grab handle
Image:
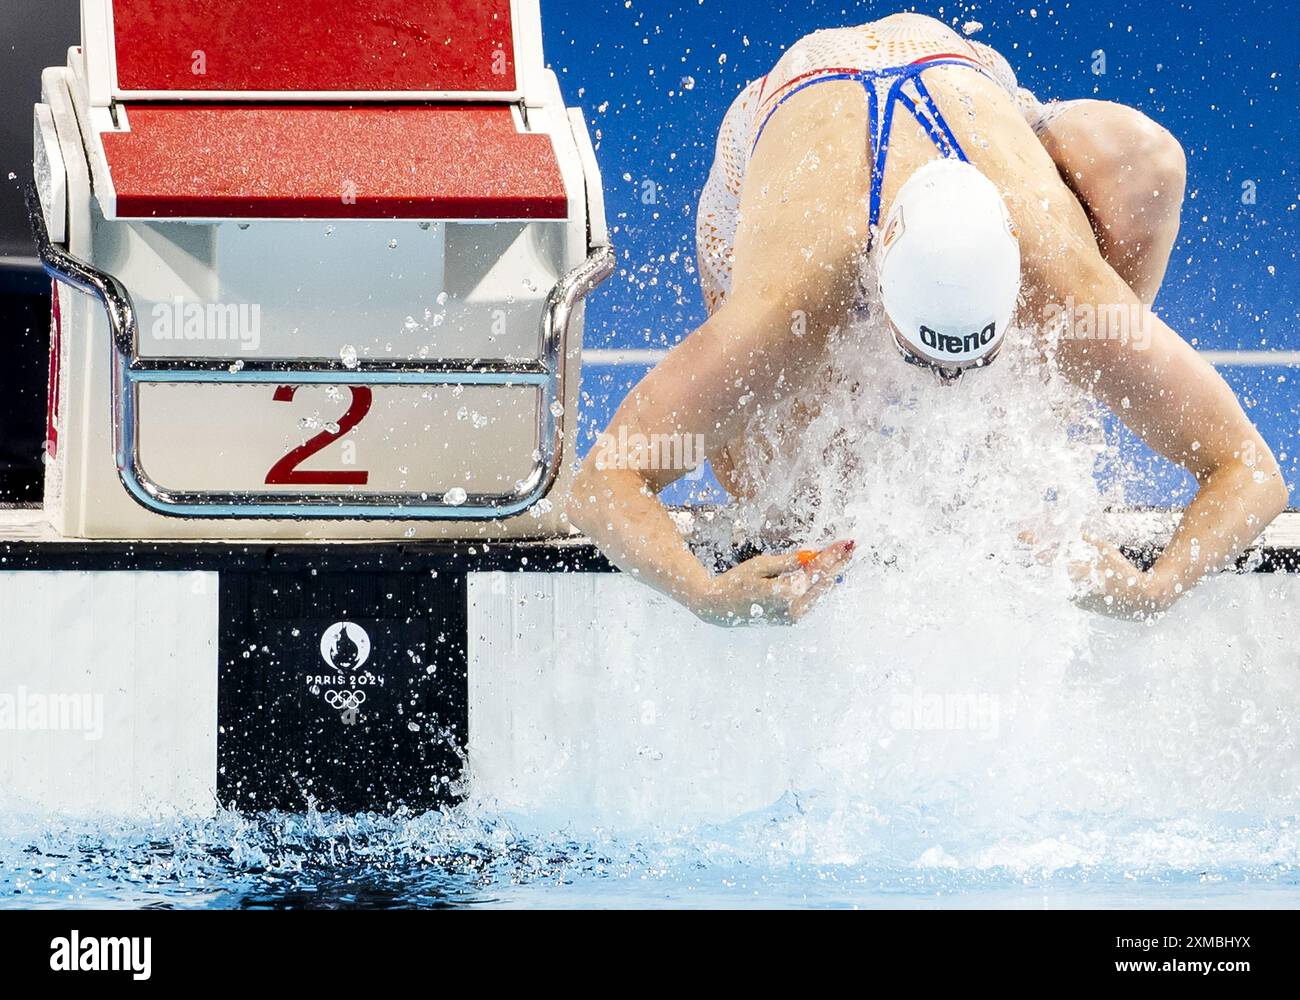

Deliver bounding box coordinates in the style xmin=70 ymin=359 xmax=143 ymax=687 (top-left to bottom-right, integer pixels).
xmin=26 ymin=183 xmax=615 ymax=520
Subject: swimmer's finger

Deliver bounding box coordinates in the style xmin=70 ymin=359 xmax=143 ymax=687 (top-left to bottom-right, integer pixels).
xmin=810 ymin=539 xmax=856 ymax=572
xmin=767 ymin=570 xmax=824 ymax=621
xmin=782 ymin=541 xmax=855 ymax=617
xmin=788 ymin=552 xmax=854 ymax=619
xmin=745 ymin=552 xmax=807 ymax=578
xmin=735 ymin=585 xmax=797 ymax=626
xmin=745 ymin=541 xmax=857 ymax=581
xmin=1066 ymin=557 xmax=1095 ymax=585
xmin=783 ymin=540 xmax=857 ymax=577
xmin=788 ymin=575 xmax=838 ymax=621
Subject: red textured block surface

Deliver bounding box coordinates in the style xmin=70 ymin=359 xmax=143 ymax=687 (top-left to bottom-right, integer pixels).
xmin=112 ymin=0 xmax=517 ymax=93
xmin=102 ymin=104 xmax=568 ymax=220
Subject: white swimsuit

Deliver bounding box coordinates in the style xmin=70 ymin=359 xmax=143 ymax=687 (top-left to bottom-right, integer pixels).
xmin=696 ymin=21 xmax=1073 ymax=314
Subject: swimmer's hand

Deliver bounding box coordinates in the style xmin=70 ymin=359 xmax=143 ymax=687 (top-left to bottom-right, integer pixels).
xmin=1069 ymin=537 xmax=1171 ymax=620
xmin=693 ymin=541 xmax=856 ymax=627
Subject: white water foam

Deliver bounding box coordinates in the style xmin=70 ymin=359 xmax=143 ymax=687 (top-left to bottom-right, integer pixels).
xmin=466 ymin=317 xmax=1300 ymax=878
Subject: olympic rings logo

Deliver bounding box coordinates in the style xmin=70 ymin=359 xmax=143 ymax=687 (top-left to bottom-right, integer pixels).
xmin=325 ymin=690 xmax=367 ymax=711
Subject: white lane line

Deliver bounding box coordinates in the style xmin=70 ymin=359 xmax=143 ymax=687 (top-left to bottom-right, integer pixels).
xmin=1200 ymin=351 xmax=1300 ymax=366
xmin=582 ymin=348 xmax=670 ymax=366
xmin=583 ymin=348 xmax=1300 ymax=367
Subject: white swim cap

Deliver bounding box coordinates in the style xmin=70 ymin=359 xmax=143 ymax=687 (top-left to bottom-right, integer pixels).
xmin=876 ymin=158 xmax=1021 ymax=377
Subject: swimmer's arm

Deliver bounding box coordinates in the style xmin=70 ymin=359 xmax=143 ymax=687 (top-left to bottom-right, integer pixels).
xmin=1032 ymin=247 xmax=1289 ymax=612
xmin=567 ymin=293 xmax=852 ymax=623
xmin=567 ymin=296 xmax=792 ymax=606
xmin=569 ymin=89 xmax=868 ymax=623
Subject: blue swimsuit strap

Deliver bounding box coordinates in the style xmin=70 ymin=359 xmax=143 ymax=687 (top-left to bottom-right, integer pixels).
xmin=865 ymin=60 xmax=991 ymax=240
xmin=750 ymin=57 xmax=995 ymax=247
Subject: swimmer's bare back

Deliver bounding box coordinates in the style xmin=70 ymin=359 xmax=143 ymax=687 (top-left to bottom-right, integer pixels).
xmin=569 ymin=13 xmax=1287 ymax=626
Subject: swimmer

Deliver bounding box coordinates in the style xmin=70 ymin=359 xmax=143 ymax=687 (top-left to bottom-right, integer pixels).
xmin=569 ymin=13 xmax=1288 ymax=626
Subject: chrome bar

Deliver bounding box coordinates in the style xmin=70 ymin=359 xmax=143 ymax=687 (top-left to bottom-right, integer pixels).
xmin=26 ymin=183 xmax=136 ymax=358
xmin=26 ymin=182 xmax=615 ymax=520
xmin=130 ymin=358 xmax=552 ymax=376
xmin=127 ymin=369 xmax=551 ymax=387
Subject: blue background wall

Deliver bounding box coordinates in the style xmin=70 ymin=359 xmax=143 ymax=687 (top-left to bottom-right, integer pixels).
xmin=542 ymin=1 xmax=1300 ymax=503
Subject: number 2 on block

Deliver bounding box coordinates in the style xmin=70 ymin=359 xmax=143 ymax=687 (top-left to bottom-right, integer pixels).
xmin=265 ymin=385 xmax=372 ymax=486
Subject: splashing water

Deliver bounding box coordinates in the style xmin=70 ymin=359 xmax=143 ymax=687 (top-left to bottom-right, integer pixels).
xmin=456 ymin=313 xmax=1300 ymax=903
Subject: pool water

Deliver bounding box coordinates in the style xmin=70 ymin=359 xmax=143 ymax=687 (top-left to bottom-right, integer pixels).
xmin=4 ymin=801 xmax=1298 ymax=909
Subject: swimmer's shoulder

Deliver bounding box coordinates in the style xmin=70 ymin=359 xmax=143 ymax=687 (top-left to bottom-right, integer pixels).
xmin=765 ymin=17 xmax=992 ymax=90
xmin=766 ymin=26 xmax=872 ymax=86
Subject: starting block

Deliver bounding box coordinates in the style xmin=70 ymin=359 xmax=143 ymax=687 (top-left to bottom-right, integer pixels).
xmin=29 ymin=0 xmax=612 ymax=540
